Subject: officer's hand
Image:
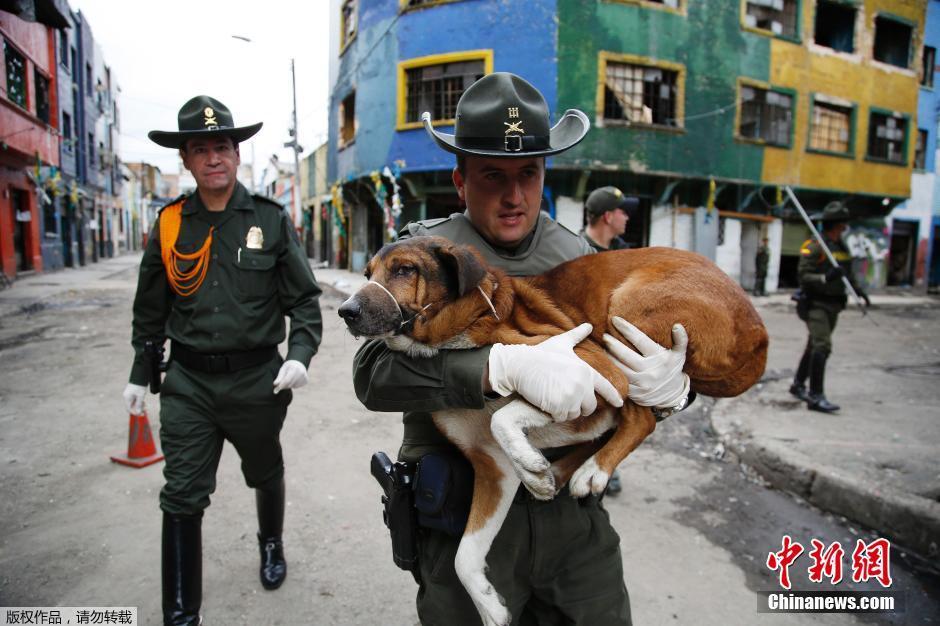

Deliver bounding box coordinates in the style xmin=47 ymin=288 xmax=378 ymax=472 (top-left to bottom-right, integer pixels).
xmin=824 ymin=266 xmax=845 ymax=283
xmin=487 ymin=323 xmax=623 ymax=422
xmin=122 ymin=383 xmax=147 ymax=415
xmin=273 ymin=360 xmax=309 ymax=393
xmin=603 ymin=317 xmax=691 ymax=409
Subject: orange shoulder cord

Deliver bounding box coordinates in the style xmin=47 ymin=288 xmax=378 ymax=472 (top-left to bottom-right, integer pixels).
xmin=159 ymin=201 xmax=214 ymax=297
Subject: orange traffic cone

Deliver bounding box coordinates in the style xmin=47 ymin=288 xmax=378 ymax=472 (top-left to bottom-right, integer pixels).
xmin=110 ymin=410 xmax=164 ymax=468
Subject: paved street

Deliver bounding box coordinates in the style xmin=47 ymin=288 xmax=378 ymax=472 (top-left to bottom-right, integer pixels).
xmin=0 ymin=253 xmax=938 ymax=625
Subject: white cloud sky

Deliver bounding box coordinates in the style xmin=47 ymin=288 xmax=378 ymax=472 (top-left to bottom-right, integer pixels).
xmin=71 ymin=0 xmax=330 ymax=182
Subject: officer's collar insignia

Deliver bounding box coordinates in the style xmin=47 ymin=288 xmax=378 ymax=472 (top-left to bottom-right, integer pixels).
xmin=246 ymin=226 xmax=264 ymax=250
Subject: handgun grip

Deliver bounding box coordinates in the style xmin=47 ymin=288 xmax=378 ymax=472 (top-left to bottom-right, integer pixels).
xmin=371 ymin=451 xmax=394 ymax=496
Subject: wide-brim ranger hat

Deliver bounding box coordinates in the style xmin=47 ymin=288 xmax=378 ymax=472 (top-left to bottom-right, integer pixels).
xmin=423 ymin=72 xmax=589 ymax=158
xmin=810 ymin=200 xmax=851 ymax=222
xmin=148 ymin=95 xmax=262 ymax=149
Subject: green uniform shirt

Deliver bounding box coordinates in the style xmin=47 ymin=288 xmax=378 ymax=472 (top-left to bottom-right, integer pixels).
xmin=129 ymin=182 xmax=323 ymax=385
xmin=755 ymin=245 xmax=770 ymax=274
xmin=797 ymin=235 xmax=860 ymax=310
xmin=352 ymin=211 xmax=592 ymax=456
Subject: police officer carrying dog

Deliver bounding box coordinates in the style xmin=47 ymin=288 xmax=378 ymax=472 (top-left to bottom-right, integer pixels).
xmin=790 ymin=201 xmax=869 ymax=413
xmin=122 ymin=95 xmax=323 ymax=625
xmin=353 ymin=73 xmax=691 ymax=625
xmin=581 ymin=185 xmax=638 ymax=252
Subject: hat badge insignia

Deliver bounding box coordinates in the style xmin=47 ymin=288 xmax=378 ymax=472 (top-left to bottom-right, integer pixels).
xmin=246 ymin=226 xmax=264 ymax=249
xmin=204 ymin=107 xmax=219 ymax=128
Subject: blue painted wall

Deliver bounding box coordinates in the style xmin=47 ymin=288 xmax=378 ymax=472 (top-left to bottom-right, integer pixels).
xmin=328 ymin=0 xmax=558 ymax=183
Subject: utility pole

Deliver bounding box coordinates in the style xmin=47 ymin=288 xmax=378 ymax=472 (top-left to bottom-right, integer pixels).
xmin=285 ymin=58 xmax=303 ymax=231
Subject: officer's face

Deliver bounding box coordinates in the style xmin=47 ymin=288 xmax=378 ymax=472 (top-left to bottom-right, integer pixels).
xmin=180 ymin=137 xmax=240 ymax=194
xmin=453 ymin=156 xmax=545 ymax=249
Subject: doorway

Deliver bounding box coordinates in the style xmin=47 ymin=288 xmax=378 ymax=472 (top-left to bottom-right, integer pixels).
xmin=11 ymin=188 xmax=32 ymax=272
xmin=887 ymin=219 xmax=918 ymax=286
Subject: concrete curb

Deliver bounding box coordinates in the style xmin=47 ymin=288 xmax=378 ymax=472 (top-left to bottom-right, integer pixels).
xmin=711 ymin=394 xmax=940 ymax=560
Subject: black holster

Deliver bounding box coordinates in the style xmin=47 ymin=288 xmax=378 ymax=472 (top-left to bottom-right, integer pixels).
xmin=144 ymin=340 xmax=167 ymax=394
xmin=791 ymin=289 xmax=810 ymax=321
xmin=370 ymin=452 xmax=419 ymax=576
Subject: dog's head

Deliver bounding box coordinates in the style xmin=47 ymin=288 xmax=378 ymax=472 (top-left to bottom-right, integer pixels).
xmin=338 ymin=236 xmax=490 ymax=344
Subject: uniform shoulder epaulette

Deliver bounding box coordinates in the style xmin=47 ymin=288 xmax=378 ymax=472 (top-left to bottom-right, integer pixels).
xmin=251 ymin=193 xmax=284 ymax=209
xmin=158 ymin=194 xmax=188 ymax=213
xmin=418 ymin=216 xmax=455 ymax=230
xmin=554 ymin=219 xmax=584 ymax=240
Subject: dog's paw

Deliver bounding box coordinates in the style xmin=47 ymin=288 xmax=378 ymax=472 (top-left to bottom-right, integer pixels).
xmin=569 ymin=456 xmax=610 ymax=498
xmin=519 ymin=467 xmax=556 ymax=501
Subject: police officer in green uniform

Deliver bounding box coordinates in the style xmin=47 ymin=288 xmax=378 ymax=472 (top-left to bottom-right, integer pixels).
xmin=580 ymin=186 xmax=638 ymax=252
xmin=353 ymin=73 xmax=692 ymax=625
xmin=121 ymin=96 xmax=323 ymax=626
xmin=754 ymin=237 xmax=770 ymax=296
xmin=789 ymin=201 xmax=869 ymax=413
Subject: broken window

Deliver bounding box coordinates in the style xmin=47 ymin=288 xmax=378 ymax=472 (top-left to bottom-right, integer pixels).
xmin=339 ymin=91 xmax=356 ymax=147
xmin=914 ymin=128 xmax=928 ymax=169
xmin=744 ymin=0 xmax=799 ymax=39
xmin=867 ymin=111 xmax=907 ymax=163
xmin=340 ymin=0 xmax=357 ymax=51
xmin=809 ymin=99 xmax=852 ymax=154
xmin=603 ymin=61 xmax=679 ymax=126
xmin=739 ymin=85 xmax=793 ymax=146
xmin=35 ymin=69 xmax=50 ymax=124
xmin=4 ymin=38 xmax=26 ymax=109
xmin=873 ymin=15 xmax=912 ymax=68
xmin=922 ymin=45 xmax=936 ymax=87
xmin=814 ymin=0 xmax=855 ymax=53
xmin=405 ymin=59 xmax=484 ymax=123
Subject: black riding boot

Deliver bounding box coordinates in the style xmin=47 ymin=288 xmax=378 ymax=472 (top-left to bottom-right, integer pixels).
xmin=807 ymin=351 xmax=839 ymax=413
xmin=790 ymin=348 xmax=811 ymax=401
xmin=162 ymin=513 xmax=202 ymax=626
xmin=256 ymin=477 xmax=287 ymax=590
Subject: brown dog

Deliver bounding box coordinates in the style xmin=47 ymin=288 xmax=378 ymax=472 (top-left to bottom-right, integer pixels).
xmin=340 ymin=235 xmax=768 ymax=626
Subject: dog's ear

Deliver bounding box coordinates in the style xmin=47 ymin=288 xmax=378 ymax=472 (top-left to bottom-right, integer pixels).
xmin=435 ymin=243 xmax=487 ymax=298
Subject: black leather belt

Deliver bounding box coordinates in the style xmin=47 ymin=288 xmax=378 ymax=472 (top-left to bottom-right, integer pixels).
xmin=171 ymin=342 xmax=277 ymax=374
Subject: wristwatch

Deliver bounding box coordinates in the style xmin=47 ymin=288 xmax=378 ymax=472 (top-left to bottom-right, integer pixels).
xmin=652 ymin=390 xmax=696 ymax=421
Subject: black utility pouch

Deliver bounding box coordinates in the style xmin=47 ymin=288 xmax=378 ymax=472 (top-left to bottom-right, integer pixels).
xmin=791 ymin=289 xmax=810 ymax=321
xmin=414 ymin=452 xmax=474 ymax=537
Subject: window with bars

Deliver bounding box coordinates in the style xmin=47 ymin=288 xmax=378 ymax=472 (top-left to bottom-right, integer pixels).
xmin=744 ymin=0 xmax=799 ymax=39
xmin=922 ymin=46 xmax=936 ymax=87
xmin=873 ymin=16 xmax=912 ymax=68
xmin=35 ymin=69 xmax=50 ymax=124
xmin=339 ymin=92 xmax=356 ymax=147
xmin=340 ymin=0 xmax=357 ymax=52
xmin=4 ymin=39 xmax=27 ymax=109
xmin=739 ymin=85 xmax=793 ymax=146
xmin=405 ymin=59 xmax=484 ymax=124
xmin=809 ymin=100 xmax=852 ymax=154
xmin=603 ymin=61 xmax=679 ymax=126
xmin=914 ymin=128 xmax=928 ymax=169
xmin=867 ymin=112 xmax=907 ymax=163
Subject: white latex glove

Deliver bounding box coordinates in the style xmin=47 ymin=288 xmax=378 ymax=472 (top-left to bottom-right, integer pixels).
xmin=123 ymin=383 xmax=147 ymax=415
xmin=603 ymin=317 xmax=691 ymax=409
xmin=488 ymin=323 xmax=623 ymax=421
xmin=273 ymin=359 xmax=309 ymax=394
